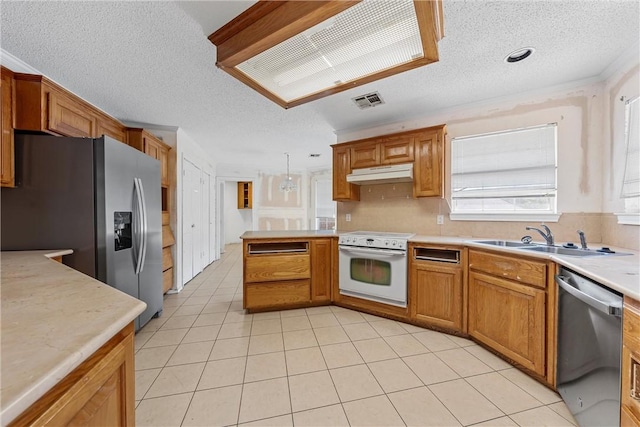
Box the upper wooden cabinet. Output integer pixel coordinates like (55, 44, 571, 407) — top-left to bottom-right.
(413, 129, 444, 197)
(12, 73, 127, 144)
(1, 67, 15, 187)
(351, 143, 379, 169)
(333, 145, 360, 202)
(332, 124, 445, 200)
(127, 128, 171, 187)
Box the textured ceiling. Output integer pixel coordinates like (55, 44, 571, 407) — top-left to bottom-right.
(1, 1, 639, 172)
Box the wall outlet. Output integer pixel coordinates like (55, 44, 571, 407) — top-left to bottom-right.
(436, 215, 444, 225)
(346, 213, 351, 222)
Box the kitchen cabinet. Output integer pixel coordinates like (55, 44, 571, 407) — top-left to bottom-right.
(333, 145, 360, 201)
(12, 73, 125, 141)
(332, 124, 445, 200)
(1, 66, 15, 187)
(310, 238, 332, 302)
(242, 238, 333, 311)
(127, 128, 171, 187)
(351, 143, 379, 168)
(96, 116, 127, 145)
(413, 128, 444, 197)
(409, 244, 465, 333)
(9, 323, 135, 427)
(468, 249, 548, 377)
(622, 296, 640, 427)
(237, 181, 253, 209)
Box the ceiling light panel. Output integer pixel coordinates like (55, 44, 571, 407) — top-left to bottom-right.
(210, 0, 444, 108)
(236, 1, 422, 103)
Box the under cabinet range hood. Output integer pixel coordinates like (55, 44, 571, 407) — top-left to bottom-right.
(346, 163, 414, 185)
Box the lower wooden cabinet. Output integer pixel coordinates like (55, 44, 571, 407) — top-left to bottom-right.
(310, 239, 332, 302)
(468, 269, 546, 376)
(409, 245, 465, 332)
(622, 296, 640, 427)
(10, 323, 135, 426)
(243, 238, 332, 311)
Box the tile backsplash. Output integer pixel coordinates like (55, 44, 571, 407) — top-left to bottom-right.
(337, 183, 639, 251)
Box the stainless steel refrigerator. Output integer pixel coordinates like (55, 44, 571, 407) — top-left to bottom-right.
(1, 134, 163, 331)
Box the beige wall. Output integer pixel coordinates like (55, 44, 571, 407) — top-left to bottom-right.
(336, 56, 640, 250)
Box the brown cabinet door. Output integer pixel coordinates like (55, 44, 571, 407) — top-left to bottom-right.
(1, 67, 15, 187)
(413, 129, 443, 197)
(380, 135, 415, 164)
(311, 239, 331, 302)
(468, 270, 545, 375)
(410, 262, 463, 331)
(12, 325, 135, 426)
(48, 91, 96, 137)
(622, 299, 640, 424)
(332, 145, 359, 201)
(96, 118, 127, 144)
(143, 135, 170, 186)
(350, 142, 379, 168)
(144, 135, 160, 160)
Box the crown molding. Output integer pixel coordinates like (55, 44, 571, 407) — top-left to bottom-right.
(0, 49, 41, 74)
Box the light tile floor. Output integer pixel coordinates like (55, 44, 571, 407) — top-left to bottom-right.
(135, 243, 577, 427)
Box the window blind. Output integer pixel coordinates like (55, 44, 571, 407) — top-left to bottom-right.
(621, 96, 639, 199)
(451, 124, 557, 213)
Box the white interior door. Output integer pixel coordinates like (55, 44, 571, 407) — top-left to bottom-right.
(203, 170, 212, 266)
(218, 181, 225, 254)
(182, 158, 201, 283)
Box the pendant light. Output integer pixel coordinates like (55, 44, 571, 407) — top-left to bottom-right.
(279, 152, 297, 193)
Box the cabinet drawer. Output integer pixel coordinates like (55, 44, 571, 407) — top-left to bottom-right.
(246, 280, 310, 309)
(469, 250, 546, 289)
(162, 247, 173, 271)
(245, 254, 310, 283)
(163, 268, 173, 294)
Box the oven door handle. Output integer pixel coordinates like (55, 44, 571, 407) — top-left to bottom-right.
(339, 246, 406, 257)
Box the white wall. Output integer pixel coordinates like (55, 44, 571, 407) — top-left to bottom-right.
(224, 181, 252, 244)
(338, 78, 607, 216)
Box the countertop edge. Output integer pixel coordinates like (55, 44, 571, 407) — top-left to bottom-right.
(1, 250, 147, 426)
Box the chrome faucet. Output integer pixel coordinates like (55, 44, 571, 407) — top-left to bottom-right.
(577, 230, 588, 249)
(525, 224, 554, 246)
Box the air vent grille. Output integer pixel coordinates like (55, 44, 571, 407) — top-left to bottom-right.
(352, 92, 385, 109)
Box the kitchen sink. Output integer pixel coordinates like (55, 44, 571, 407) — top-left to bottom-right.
(473, 240, 531, 247)
(520, 246, 631, 256)
(473, 240, 631, 257)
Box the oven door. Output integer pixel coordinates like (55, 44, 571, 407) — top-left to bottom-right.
(338, 245, 408, 307)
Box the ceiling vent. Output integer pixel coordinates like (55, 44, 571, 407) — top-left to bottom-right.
(352, 92, 385, 109)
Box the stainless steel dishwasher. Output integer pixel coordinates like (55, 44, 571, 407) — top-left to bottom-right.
(556, 267, 623, 427)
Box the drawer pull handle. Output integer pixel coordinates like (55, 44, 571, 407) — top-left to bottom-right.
(632, 358, 640, 400)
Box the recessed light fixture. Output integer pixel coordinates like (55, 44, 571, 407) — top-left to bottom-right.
(504, 47, 535, 63)
(209, 0, 444, 109)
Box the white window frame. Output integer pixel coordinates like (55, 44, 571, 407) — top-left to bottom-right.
(449, 124, 559, 222)
(616, 96, 640, 225)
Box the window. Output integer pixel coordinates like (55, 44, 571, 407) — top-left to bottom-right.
(619, 96, 640, 225)
(450, 124, 558, 221)
(314, 179, 336, 230)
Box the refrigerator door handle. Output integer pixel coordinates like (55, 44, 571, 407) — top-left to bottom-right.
(133, 178, 145, 275)
(138, 177, 148, 273)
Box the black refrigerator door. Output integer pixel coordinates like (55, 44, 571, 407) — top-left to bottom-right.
(0, 134, 97, 277)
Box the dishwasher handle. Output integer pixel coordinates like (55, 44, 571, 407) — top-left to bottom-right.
(555, 274, 622, 317)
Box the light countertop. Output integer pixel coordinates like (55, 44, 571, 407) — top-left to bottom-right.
(0, 250, 146, 425)
(241, 230, 337, 239)
(411, 235, 640, 300)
